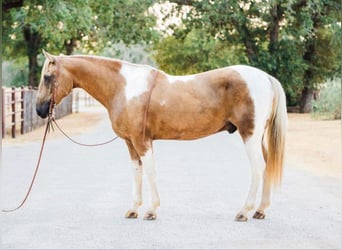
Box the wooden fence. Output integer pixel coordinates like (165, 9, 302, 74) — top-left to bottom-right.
(2, 87, 73, 138)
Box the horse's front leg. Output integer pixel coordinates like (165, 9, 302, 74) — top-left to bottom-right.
(125, 140, 143, 219)
(140, 146, 160, 220)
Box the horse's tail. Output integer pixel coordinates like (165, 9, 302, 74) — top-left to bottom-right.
(265, 76, 287, 188)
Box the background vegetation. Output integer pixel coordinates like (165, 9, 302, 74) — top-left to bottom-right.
(312, 79, 341, 119)
(2, 0, 341, 116)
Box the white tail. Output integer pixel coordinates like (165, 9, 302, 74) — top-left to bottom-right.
(265, 76, 288, 188)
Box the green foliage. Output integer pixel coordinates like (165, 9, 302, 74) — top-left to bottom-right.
(312, 79, 341, 120)
(102, 43, 155, 65)
(156, 0, 341, 108)
(2, 59, 28, 87)
(110, 0, 159, 45)
(153, 29, 247, 74)
(2, 0, 157, 56)
(3, 0, 95, 57)
(270, 39, 307, 106)
(2, 0, 158, 86)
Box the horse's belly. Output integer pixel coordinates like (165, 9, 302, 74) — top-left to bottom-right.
(152, 112, 225, 140)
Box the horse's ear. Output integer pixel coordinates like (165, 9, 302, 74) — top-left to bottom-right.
(42, 49, 56, 63)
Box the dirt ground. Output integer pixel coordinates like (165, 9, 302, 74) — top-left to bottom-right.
(286, 113, 341, 179)
(2, 107, 107, 145)
(3, 109, 341, 180)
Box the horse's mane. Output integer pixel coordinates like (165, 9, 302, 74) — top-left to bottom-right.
(64, 54, 154, 70)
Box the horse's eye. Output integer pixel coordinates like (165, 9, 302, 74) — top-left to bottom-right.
(44, 74, 54, 86)
(44, 74, 52, 82)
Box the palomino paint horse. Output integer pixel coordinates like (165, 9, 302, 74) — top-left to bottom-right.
(36, 51, 287, 221)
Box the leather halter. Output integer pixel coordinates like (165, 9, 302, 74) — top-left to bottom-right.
(48, 58, 60, 117)
(48, 58, 118, 146)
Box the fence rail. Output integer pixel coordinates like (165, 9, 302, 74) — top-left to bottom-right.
(1, 87, 73, 138)
(2, 87, 25, 138)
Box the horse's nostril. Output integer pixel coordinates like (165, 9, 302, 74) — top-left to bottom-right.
(36, 100, 51, 119)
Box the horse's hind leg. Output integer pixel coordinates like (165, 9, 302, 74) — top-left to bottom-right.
(125, 140, 143, 219)
(253, 143, 271, 219)
(235, 134, 265, 222)
(253, 174, 271, 219)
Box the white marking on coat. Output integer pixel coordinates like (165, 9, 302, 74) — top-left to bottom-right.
(141, 148, 160, 209)
(166, 74, 196, 84)
(120, 63, 153, 102)
(229, 65, 274, 133)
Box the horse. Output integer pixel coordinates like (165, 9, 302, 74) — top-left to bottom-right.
(36, 51, 287, 221)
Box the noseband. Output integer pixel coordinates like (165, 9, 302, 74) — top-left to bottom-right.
(48, 80, 59, 119)
(48, 59, 60, 119)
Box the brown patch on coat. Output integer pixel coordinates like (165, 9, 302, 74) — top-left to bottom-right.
(145, 68, 255, 142)
(110, 69, 157, 156)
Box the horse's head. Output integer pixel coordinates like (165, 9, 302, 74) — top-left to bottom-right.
(36, 50, 73, 118)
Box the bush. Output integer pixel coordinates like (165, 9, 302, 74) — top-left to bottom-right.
(2, 59, 28, 87)
(312, 79, 341, 120)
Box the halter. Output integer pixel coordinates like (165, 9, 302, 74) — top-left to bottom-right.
(48, 79, 58, 119)
(47, 61, 119, 146)
(48, 58, 60, 118)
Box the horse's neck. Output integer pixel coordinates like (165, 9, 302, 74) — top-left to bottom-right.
(65, 56, 124, 109)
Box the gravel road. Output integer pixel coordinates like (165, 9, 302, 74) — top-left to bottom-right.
(1, 108, 341, 249)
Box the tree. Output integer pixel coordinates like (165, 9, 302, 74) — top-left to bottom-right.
(2, 0, 158, 87)
(153, 28, 247, 74)
(156, 0, 341, 111)
(3, 0, 99, 86)
(290, 0, 341, 112)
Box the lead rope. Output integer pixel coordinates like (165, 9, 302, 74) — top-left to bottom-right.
(51, 117, 118, 146)
(2, 81, 118, 212)
(2, 116, 53, 212)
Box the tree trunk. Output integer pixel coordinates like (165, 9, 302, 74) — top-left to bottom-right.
(3, 0, 24, 11)
(269, 2, 285, 54)
(23, 24, 42, 87)
(230, 9, 258, 65)
(64, 38, 76, 55)
(28, 54, 39, 87)
(299, 87, 314, 113)
(268, 2, 284, 77)
(299, 11, 321, 113)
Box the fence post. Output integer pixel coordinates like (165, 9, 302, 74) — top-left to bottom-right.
(11, 87, 16, 138)
(2, 88, 5, 138)
(20, 86, 24, 135)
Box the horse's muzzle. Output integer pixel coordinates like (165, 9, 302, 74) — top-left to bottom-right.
(36, 100, 51, 119)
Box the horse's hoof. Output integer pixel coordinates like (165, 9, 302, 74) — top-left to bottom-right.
(235, 213, 248, 222)
(253, 211, 265, 220)
(125, 210, 138, 219)
(143, 212, 157, 220)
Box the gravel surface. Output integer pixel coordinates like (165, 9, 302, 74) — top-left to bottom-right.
(1, 108, 341, 249)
